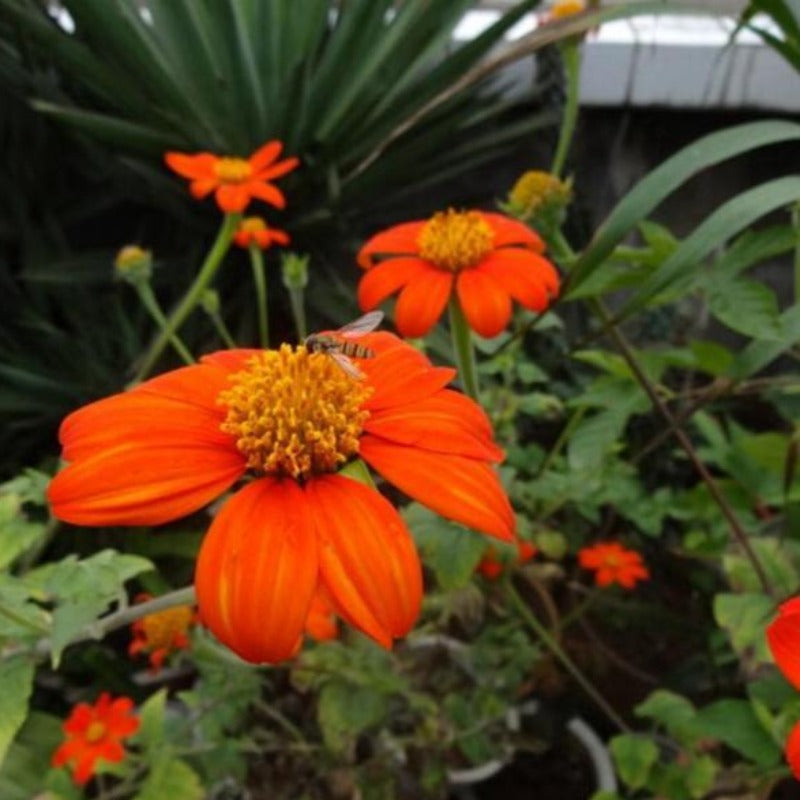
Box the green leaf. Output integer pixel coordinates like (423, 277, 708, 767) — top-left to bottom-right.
(610, 734, 658, 790)
(635, 689, 697, 742)
(686, 755, 719, 799)
(134, 756, 204, 800)
(728, 304, 800, 379)
(0, 713, 66, 800)
(0, 656, 35, 769)
(570, 120, 800, 288)
(713, 592, 774, 664)
(723, 538, 799, 596)
(707, 277, 782, 340)
(404, 504, 487, 590)
(318, 682, 386, 753)
(694, 699, 782, 767)
(688, 340, 733, 376)
(135, 689, 167, 755)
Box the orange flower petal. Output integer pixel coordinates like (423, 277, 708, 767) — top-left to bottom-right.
(768, 598, 800, 691)
(357, 221, 426, 268)
(164, 152, 217, 180)
(255, 156, 300, 181)
(360, 437, 515, 542)
(787, 720, 800, 779)
(357, 257, 429, 310)
(271, 229, 290, 246)
(48, 441, 245, 527)
(190, 177, 218, 199)
(481, 212, 546, 252)
(74, 753, 98, 785)
(365, 390, 503, 461)
(215, 184, 251, 213)
(247, 181, 287, 209)
(394, 267, 453, 338)
(456, 268, 512, 338)
(248, 140, 283, 170)
(308, 474, 422, 644)
(478, 250, 559, 312)
(195, 478, 318, 664)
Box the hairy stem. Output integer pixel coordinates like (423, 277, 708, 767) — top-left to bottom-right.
(449, 298, 480, 401)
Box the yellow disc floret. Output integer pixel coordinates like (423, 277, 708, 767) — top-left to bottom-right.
(214, 157, 253, 183)
(239, 216, 268, 234)
(218, 345, 372, 479)
(140, 605, 194, 652)
(418, 209, 494, 272)
(85, 722, 106, 744)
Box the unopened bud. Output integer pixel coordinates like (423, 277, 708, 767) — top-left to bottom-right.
(200, 289, 220, 315)
(281, 252, 310, 291)
(114, 245, 152, 284)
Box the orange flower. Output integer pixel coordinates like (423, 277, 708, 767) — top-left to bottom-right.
(477, 539, 537, 580)
(233, 216, 290, 250)
(51, 693, 139, 786)
(547, 0, 586, 20)
(578, 542, 649, 589)
(128, 593, 196, 671)
(165, 141, 299, 213)
(767, 597, 800, 777)
(357, 209, 559, 338)
(48, 333, 513, 664)
(305, 588, 339, 642)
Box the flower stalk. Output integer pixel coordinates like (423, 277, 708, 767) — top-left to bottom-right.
(134, 282, 195, 365)
(133, 213, 240, 383)
(249, 243, 270, 347)
(448, 298, 480, 401)
(551, 42, 581, 178)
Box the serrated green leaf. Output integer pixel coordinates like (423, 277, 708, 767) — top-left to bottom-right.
(694, 699, 782, 767)
(686, 755, 718, 799)
(134, 756, 203, 800)
(713, 592, 774, 664)
(610, 734, 658, 790)
(135, 689, 166, 754)
(318, 682, 386, 753)
(635, 690, 697, 742)
(0, 657, 35, 769)
(708, 276, 782, 340)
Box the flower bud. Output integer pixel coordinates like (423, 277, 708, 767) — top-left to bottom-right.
(281, 252, 309, 291)
(114, 245, 152, 284)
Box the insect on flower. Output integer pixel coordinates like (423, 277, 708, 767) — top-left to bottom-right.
(304, 310, 384, 379)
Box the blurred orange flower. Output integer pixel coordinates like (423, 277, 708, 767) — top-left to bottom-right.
(48, 333, 513, 664)
(357, 209, 559, 338)
(767, 597, 800, 777)
(165, 141, 299, 213)
(547, 0, 586, 20)
(51, 693, 139, 786)
(477, 540, 537, 580)
(234, 216, 290, 250)
(578, 542, 649, 589)
(128, 593, 195, 671)
(305, 588, 339, 642)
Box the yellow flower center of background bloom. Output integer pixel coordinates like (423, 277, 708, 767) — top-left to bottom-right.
(240, 216, 267, 233)
(218, 345, 372, 480)
(140, 605, 194, 652)
(85, 721, 106, 744)
(418, 210, 494, 272)
(550, 0, 586, 19)
(508, 171, 571, 214)
(215, 157, 253, 183)
(603, 554, 620, 568)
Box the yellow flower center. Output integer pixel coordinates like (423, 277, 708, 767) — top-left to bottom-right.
(215, 157, 253, 183)
(550, 0, 586, 19)
(240, 216, 268, 234)
(140, 605, 194, 652)
(509, 171, 570, 213)
(604, 554, 620, 568)
(218, 345, 372, 480)
(85, 721, 106, 744)
(417, 210, 494, 272)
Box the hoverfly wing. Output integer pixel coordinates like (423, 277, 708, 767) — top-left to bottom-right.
(330, 351, 366, 380)
(337, 310, 384, 339)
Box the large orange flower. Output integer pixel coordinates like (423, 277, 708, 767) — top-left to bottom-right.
(48, 333, 513, 664)
(767, 597, 800, 777)
(578, 542, 649, 589)
(165, 141, 299, 214)
(51, 693, 140, 786)
(357, 210, 559, 338)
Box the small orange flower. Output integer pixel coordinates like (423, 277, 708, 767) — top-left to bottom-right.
(357, 209, 559, 338)
(128, 593, 196, 671)
(48, 333, 513, 664)
(578, 542, 649, 589)
(547, 0, 586, 20)
(767, 597, 800, 777)
(51, 693, 140, 786)
(477, 539, 537, 580)
(234, 216, 290, 250)
(165, 141, 299, 213)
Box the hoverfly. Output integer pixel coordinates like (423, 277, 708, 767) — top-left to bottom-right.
(304, 310, 384, 380)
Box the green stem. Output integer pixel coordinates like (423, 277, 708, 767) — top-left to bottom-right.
(288, 287, 307, 340)
(249, 244, 269, 347)
(551, 42, 581, 178)
(448, 298, 480, 401)
(536, 405, 587, 477)
(505, 578, 629, 732)
(133, 214, 239, 383)
(134, 282, 195, 365)
(793, 203, 800, 305)
(208, 308, 237, 348)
